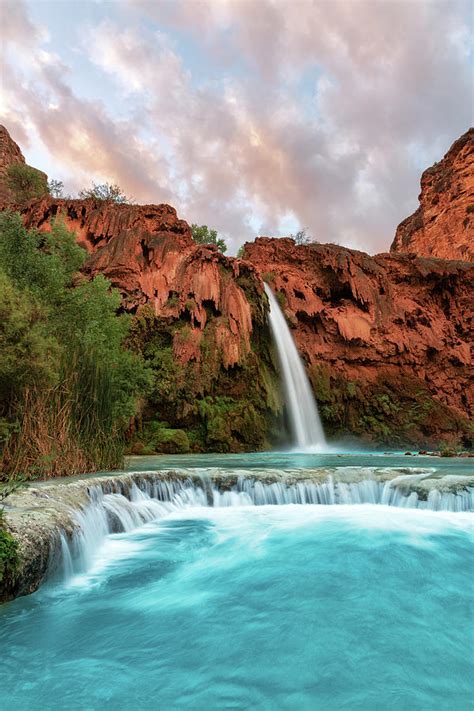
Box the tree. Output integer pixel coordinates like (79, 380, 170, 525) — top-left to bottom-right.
(191, 224, 227, 254)
(48, 179, 65, 198)
(237, 246, 245, 258)
(0, 211, 151, 477)
(78, 182, 130, 204)
(290, 229, 312, 245)
(6, 164, 49, 204)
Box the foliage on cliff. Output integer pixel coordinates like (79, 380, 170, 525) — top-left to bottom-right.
(0, 511, 18, 592)
(126, 276, 282, 454)
(309, 366, 472, 448)
(6, 164, 49, 204)
(191, 224, 227, 253)
(0, 211, 151, 479)
(78, 182, 131, 204)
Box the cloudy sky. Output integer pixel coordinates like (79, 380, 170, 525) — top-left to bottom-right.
(1, 0, 472, 254)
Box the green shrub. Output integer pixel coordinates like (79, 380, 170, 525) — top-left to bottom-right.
(6, 164, 49, 204)
(0, 211, 152, 478)
(138, 421, 190, 454)
(78, 183, 130, 203)
(191, 224, 227, 254)
(0, 510, 18, 587)
(275, 291, 286, 308)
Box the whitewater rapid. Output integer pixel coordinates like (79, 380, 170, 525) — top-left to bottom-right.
(55, 473, 474, 581)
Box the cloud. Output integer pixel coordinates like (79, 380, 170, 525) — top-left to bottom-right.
(1, 0, 471, 253)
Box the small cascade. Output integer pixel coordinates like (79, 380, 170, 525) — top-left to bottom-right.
(56, 473, 474, 580)
(264, 283, 326, 450)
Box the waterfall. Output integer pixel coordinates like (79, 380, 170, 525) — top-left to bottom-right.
(264, 283, 326, 450)
(55, 473, 474, 580)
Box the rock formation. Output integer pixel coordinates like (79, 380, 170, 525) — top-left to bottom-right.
(243, 238, 473, 446)
(22, 197, 258, 370)
(0, 124, 472, 448)
(391, 128, 474, 261)
(19, 196, 276, 452)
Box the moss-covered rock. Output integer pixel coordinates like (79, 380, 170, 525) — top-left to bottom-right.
(309, 365, 472, 448)
(126, 280, 282, 454)
(0, 516, 18, 598)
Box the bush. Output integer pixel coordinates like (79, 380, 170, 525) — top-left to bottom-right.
(48, 179, 65, 198)
(78, 183, 130, 204)
(289, 229, 318, 245)
(191, 224, 227, 254)
(6, 164, 48, 204)
(0, 520, 18, 586)
(0, 211, 152, 478)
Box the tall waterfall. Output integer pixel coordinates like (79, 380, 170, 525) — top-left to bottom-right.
(264, 283, 326, 450)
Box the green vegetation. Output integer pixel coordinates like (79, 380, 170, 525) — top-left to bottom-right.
(275, 291, 286, 308)
(6, 164, 49, 204)
(0, 513, 18, 589)
(78, 182, 130, 204)
(309, 365, 472, 448)
(127, 277, 281, 454)
(131, 421, 191, 455)
(289, 229, 318, 245)
(0, 481, 22, 592)
(191, 224, 227, 254)
(0, 211, 151, 479)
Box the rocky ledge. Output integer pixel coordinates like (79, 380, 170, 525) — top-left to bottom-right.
(2, 468, 473, 603)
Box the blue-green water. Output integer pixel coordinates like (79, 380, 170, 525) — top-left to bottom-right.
(125, 450, 474, 476)
(1, 504, 473, 710)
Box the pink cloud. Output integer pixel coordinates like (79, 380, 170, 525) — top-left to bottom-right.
(1, 0, 471, 254)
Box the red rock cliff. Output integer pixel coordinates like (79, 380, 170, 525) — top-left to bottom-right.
(21, 197, 258, 370)
(244, 237, 473, 445)
(391, 128, 474, 261)
(2, 124, 473, 447)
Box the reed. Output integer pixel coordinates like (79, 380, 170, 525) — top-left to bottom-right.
(1, 347, 124, 479)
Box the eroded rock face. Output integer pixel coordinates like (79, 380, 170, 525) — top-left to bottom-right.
(19, 196, 277, 452)
(244, 237, 473, 446)
(391, 129, 474, 261)
(2, 124, 473, 448)
(0, 124, 27, 205)
(22, 197, 257, 369)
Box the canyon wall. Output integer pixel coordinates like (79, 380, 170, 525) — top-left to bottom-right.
(19, 196, 280, 453)
(0, 125, 48, 206)
(243, 238, 473, 447)
(1, 125, 472, 448)
(391, 128, 473, 261)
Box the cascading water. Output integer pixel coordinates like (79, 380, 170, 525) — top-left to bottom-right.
(5, 477, 473, 711)
(56, 473, 474, 580)
(264, 283, 326, 450)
